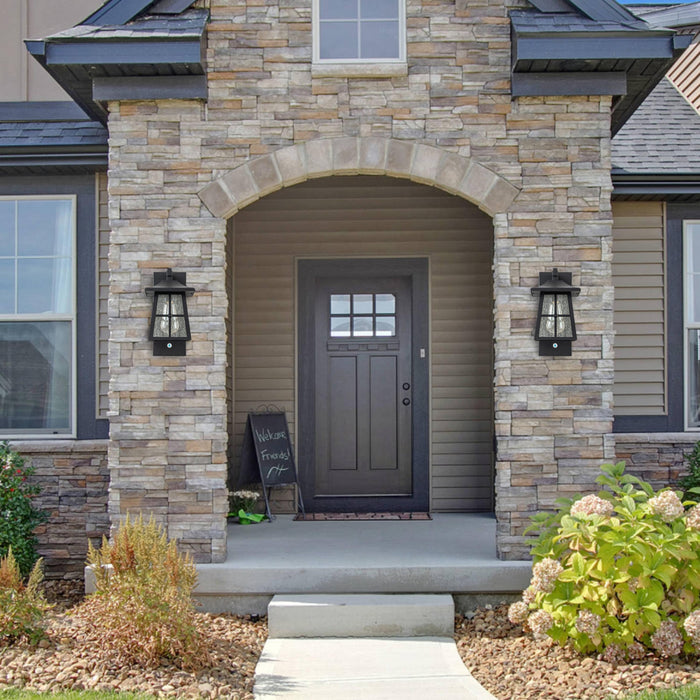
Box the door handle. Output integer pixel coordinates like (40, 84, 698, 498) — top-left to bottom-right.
(402, 398, 411, 406)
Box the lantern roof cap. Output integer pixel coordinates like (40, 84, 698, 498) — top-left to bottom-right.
(145, 268, 195, 296)
(530, 268, 581, 296)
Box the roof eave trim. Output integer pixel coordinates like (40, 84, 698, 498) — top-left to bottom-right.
(612, 173, 700, 194)
(43, 39, 204, 67)
(513, 32, 679, 66)
(513, 71, 627, 96)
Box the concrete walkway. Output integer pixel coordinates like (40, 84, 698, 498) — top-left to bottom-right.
(253, 637, 497, 699)
(253, 594, 497, 699)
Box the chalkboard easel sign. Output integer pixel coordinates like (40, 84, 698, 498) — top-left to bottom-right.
(238, 411, 305, 520)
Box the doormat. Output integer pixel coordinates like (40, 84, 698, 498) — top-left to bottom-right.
(294, 512, 431, 521)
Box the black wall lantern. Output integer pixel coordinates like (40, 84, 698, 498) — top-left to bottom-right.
(145, 269, 195, 356)
(530, 268, 580, 357)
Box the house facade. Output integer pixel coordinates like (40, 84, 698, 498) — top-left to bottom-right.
(0, 0, 693, 574)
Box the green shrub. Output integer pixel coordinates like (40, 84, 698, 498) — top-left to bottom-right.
(0, 442, 47, 578)
(0, 547, 51, 645)
(679, 441, 700, 503)
(508, 462, 700, 663)
(77, 514, 209, 669)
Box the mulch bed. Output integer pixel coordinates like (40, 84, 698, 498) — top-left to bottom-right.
(0, 580, 267, 699)
(4, 584, 700, 699)
(456, 604, 700, 700)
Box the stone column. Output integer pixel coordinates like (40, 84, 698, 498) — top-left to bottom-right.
(494, 95, 616, 559)
(107, 100, 229, 563)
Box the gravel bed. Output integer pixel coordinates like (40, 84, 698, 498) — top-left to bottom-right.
(0, 581, 267, 699)
(456, 605, 700, 700)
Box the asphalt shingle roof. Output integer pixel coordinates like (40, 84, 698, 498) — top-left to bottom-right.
(0, 120, 108, 149)
(47, 8, 207, 42)
(612, 77, 700, 174)
(510, 8, 650, 33)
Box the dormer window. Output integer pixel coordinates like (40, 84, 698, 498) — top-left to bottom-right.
(314, 0, 406, 63)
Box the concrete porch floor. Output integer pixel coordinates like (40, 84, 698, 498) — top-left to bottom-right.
(195, 513, 533, 615)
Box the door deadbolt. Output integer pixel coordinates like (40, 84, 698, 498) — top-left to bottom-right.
(402, 383, 410, 391)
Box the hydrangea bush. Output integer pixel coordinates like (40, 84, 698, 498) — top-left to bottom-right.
(509, 461, 700, 662)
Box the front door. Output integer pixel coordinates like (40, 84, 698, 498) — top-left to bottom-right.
(298, 258, 429, 512)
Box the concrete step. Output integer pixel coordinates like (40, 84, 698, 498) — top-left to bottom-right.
(267, 593, 454, 638)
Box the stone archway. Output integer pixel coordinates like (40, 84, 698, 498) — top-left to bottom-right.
(198, 137, 520, 219)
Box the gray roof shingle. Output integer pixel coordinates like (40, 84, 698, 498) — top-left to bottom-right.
(0, 120, 108, 149)
(47, 8, 207, 42)
(510, 8, 650, 33)
(612, 77, 700, 174)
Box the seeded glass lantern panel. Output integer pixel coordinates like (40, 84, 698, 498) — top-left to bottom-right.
(145, 269, 195, 356)
(531, 269, 580, 357)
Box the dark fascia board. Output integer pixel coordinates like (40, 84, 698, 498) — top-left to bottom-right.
(0, 101, 91, 121)
(25, 33, 206, 125)
(513, 32, 679, 67)
(25, 43, 109, 124)
(82, 0, 157, 26)
(610, 44, 688, 134)
(612, 173, 700, 194)
(0, 151, 108, 170)
(44, 39, 203, 67)
(512, 71, 627, 96)
(92, 74, 207, 100)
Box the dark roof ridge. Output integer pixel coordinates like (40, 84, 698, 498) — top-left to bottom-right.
(563, 0, 650, 26)
(82, 0, 197, 26)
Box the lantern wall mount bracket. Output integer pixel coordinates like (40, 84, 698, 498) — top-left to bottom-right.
(530, 268, 581, 357)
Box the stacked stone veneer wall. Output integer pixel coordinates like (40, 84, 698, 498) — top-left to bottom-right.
(12, 441, 109, 579)
(107, 0, 615, 561)
(615, 434, 698, 492)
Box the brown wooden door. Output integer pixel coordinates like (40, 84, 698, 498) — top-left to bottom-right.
(298, 258, 429, 512)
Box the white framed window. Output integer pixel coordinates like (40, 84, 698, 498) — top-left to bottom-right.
(0, 196, 76, 437)
(313, 0, 406, 64)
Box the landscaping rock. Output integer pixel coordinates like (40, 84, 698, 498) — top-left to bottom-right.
(456, 605, 700, 699)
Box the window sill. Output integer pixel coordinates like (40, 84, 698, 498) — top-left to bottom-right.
(312, 62, 408, 79)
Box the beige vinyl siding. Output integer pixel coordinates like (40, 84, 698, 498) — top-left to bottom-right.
(0, 0, 101, 102)
(232, 176, 494, 512)
(612, 201, 666, 416)
(668, 39, 700, 114)
(96, 172, 109, 418)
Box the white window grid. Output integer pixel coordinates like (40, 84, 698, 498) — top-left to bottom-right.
(0, 195, 77, 438)
(313, 0, 407, 64)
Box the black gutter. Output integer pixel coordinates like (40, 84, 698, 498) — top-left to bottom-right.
(612, 173, 700, 195)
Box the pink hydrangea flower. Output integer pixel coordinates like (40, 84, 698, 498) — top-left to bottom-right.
(570, 494, 614, 518)
(648, 491, 684, 523)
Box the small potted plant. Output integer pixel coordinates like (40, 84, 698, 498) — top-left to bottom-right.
(229, 489, 266, 524)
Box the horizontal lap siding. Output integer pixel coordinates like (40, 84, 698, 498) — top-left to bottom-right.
(232, 176, 494, 512)
(612, 201, 666, 415)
